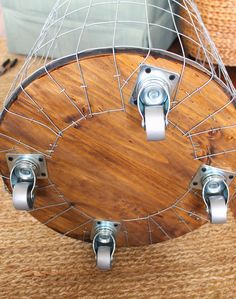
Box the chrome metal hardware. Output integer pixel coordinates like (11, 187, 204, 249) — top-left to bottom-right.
(6, 154, 48, 211)
(190, 165, 235, 224)
(91, 220, 120, 270)
(130, 65, 179, 141)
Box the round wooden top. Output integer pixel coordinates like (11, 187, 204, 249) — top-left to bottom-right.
(0, 49, 235, 247)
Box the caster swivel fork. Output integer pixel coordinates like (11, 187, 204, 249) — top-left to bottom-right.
(91, 220, 120, 270)
(6, 154, 48, 211)
(130, 65, 179, 141)
(190, 164, 235, 224)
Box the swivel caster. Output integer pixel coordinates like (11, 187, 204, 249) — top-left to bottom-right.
(144, 105, 165, 141)
(6, 154, 48, 211)
(191, 165, 235, 224)
(208, 196, 227, 224)
(130, 65, 179, 141)
(13, 182, 34, 210)
(96, 244, 113, 270)
(91, 220, 120, 271)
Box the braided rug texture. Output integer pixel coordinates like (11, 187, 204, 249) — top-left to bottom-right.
(0, 39, 236, 299)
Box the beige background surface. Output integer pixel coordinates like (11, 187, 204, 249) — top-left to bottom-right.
(0, 39, 236, 298)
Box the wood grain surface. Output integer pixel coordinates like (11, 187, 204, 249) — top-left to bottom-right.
(0, 50, 235, 247)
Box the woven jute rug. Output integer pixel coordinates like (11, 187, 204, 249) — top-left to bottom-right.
(0, 39, 236, 299)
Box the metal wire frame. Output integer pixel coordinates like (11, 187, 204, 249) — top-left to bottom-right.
(3, 0, 235, 100)
(1, 0, 236, 246)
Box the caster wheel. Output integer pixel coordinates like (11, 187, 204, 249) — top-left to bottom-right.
(96, 246, 112, 271)
(208, 195, 227, 224)
(12, 182, 34, 211)
(144, 106, 165, 141)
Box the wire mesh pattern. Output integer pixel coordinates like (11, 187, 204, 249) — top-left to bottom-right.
(1, 0, 236, 246)
(4, 0, 235, 100)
